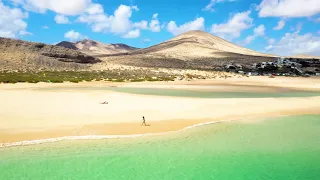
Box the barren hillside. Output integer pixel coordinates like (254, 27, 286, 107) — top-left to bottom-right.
(0, 37, 101, 72)
(293, 54, 320, 59)
(131, 30, 273, 57)
(57, 39, 138, 56)
(99, 30, 277, 69)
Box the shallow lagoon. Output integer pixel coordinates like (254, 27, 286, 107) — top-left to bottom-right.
(36, 86, 320, 98)
(1, 114, 320, 180)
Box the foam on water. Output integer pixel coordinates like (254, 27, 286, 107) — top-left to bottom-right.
(1, 115, 291, 148)
(0, 120, 240, 148)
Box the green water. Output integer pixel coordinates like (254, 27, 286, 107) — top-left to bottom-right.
(106, 87, 320, 98)
(36, 86, 320, 98)
(1, 115, 320, 180)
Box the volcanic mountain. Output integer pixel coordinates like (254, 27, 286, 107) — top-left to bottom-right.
(0, 31, 283, 72)
(131, 30, 272, 57)
(102, 30, 277, 69)
(56, 39, 138, 56)
(0, 37, 101, 72)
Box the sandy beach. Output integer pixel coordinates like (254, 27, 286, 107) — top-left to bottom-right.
(1, 76, 320, 145)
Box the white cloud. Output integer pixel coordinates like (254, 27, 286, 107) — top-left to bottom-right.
(77, 4, 138, 35)
(110, 5, 136, 34)
(77, 5, 161, 38)
(203, 0, 237, 12)
(131, 6, 139, 11)
(0, 0, 28, 38)
(134, 13, 161, 32)
(77, 4, 159, 38)
(149, 13, 161, 32)
(273, 19, 285, 30)
(77, 13, 107, 26)
(64, 30, 85, 41)
(150, 19, 160, 32)
(152, 13, 158, 19)
(210, 11, 253, 39)
(244, 35, 256, 45)
(42, 25, 49, 29)
(258, 0, 320, 18)
(133, 20, 148, 30)
(268, 38, 276, 44)
(265, 45, 273, 50)
(85, 3, 103, 15)
(243, 25, 265, 45)
(54, 15, 70, 24)
(19, 30, 32, 35)
(167, 17, 205, 36)
(122, 29, 140, 38)
(11, 0, 92, 15)
(265, 32, 320, 56)
(254, 24, 265, 36)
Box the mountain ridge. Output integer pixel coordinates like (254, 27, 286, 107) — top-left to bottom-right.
(56, 39, 138, 56)
(99, 30, 278, 70)
(128, 30, 274, 58)
(1, 30, 319, 72)
(0, 37, 100, 71)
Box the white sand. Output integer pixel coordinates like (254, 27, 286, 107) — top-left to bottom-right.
(0, 76, 320, 143)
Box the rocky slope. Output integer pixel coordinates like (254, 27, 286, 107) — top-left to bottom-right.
(0, 37, 101, 71)
(56, 39, 138, 56)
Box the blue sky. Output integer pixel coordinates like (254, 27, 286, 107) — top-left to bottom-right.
(1, 0, 320, 56)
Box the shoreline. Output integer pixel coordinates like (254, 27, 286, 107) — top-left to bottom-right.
(0, 113, 317, 148)
(1, 110, 319, 148)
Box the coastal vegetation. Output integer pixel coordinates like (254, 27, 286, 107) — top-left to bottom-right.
(0, 70, 176, 84)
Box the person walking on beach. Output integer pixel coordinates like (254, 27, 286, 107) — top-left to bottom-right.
(141, 116, 147, 126)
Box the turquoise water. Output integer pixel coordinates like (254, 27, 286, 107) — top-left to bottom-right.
(106, 87, 320, 98)
(36, 86, 320, 98)
(1, 114, 320, 180)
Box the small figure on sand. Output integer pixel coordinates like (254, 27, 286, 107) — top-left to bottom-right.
(100, 101, 108, 104)
(141, 116, 147, 126)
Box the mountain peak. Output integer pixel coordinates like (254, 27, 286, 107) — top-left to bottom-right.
(178, 30, 211, 36)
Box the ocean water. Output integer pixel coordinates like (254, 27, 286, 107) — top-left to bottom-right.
(1, 114, 320, 180)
